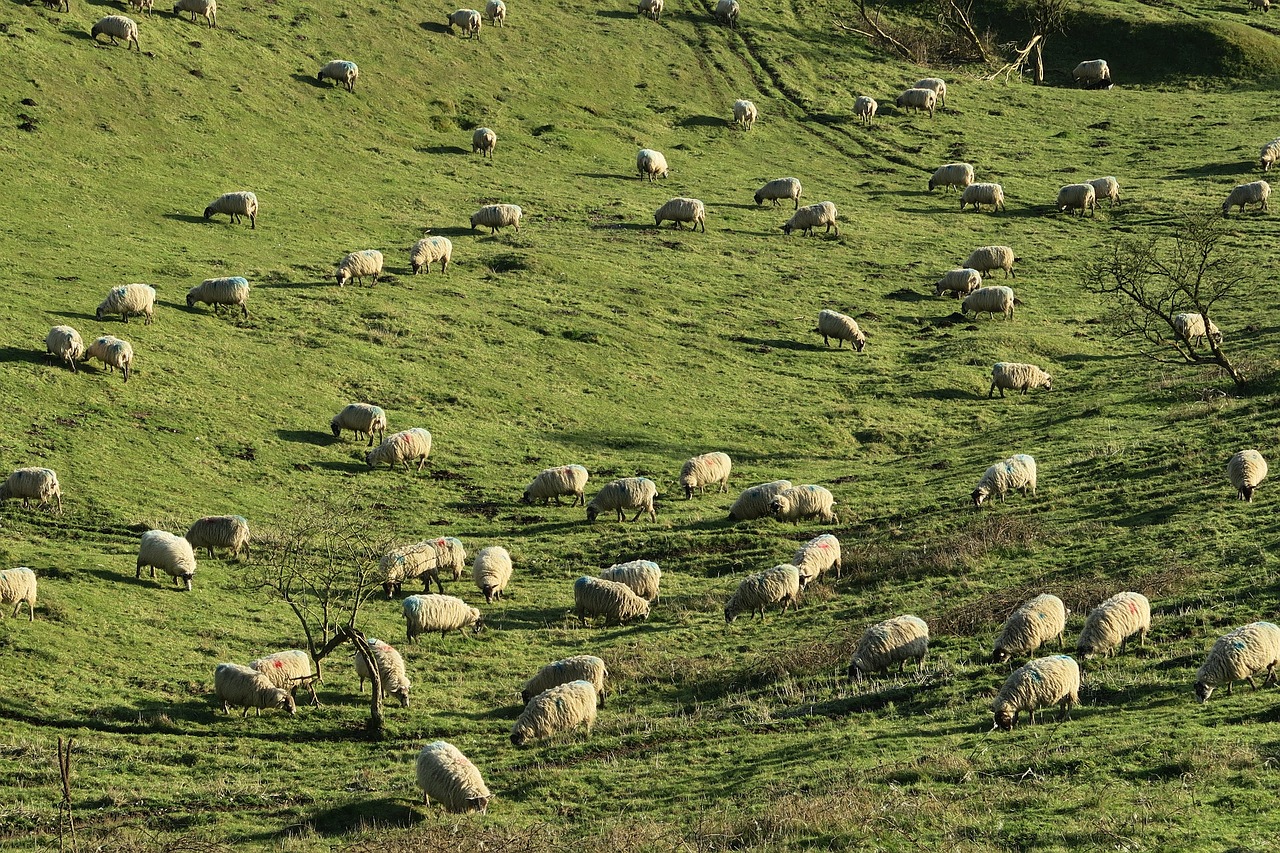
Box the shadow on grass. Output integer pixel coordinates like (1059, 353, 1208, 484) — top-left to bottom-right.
(733, 336, 824, 352)
(1170, 160, 1255, 179)
(884, 288, 931, 303)
(419, 21, 453, 34)
(162, 213, 207, 225)
(576, 172, 632, 181)
(595, 9, 634, 17)
(677, 115, 728, 129)
(292, 72, 328, 89)
(0, 346, 47, 366)
(417, 145, 470, 155)
(284, 798, 414, 837)
(314, 460, 369, 473)
(419, 225, 476, 237)
(807, 112, 853, 126)
(278, 429, 334, 446)
(914, 388, 978, 401)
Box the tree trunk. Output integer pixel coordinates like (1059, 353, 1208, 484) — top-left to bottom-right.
(1032, 41, 1044, 84)
(341, 627, 385, 738)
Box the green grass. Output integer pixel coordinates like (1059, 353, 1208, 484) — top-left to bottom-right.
(4, 0, 1280, 848)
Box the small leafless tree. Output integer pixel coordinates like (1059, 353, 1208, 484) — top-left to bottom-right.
(837, 0, 993, 65)
(987, 0, 1070, 83)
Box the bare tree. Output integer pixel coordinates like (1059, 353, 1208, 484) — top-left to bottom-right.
(986, 0, 1070, 84)
(836, 0, 992, 65)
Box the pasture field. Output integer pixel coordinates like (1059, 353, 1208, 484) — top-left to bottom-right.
(3, 0, 1280, 848)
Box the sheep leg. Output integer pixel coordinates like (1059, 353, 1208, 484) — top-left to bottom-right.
(630, 507, 646, 522)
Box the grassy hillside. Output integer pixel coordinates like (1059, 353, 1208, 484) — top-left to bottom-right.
(4, 0, 1280, 849)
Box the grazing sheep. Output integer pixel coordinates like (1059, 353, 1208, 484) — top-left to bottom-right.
(989, 362, 1051, 398)
(365, 428, 433, 472)
(1223, 180, 1271, 216)
(522, 465, 589, 506)
(960, 182, 1005, 213)
(853, 95, 877, 125)
(91, 15, 140, 50)
(470, 203, 522, 233)
(848, 615, 930, 681)
(728, 480, 792, 521)
(186, 276, 249, 318)
(972, 454, 1037, 507)
(45, 326, 84, 373)
(330, 403, 387, 447)
(44, 0, 69, 11)
(637, 149, 669, 182)
(914, 77, 947, 107)
(755, 177, 802, 209)
(447, 8, 482, 37)
(484, 0, 505, 25)
(471, 127, 496, 158)
(1172, 312, 1223, 347)
(1087, 176, 1122, 206)
(963, 245, 1018, 278)
(335, 249, 383, 287)
(511, 680, 598, 746)
(733, 99, 757, 130)
(895, 87, 936, 117)
(679, 452, 732, 499)
(991, 655, 1080, 730)
(716, 0, 741, 27)
(381, 537, 467, 597)
(1072, 59, 1111, 87)
(638, 0, 663, 19)
(85, 335, 134, 382)
(1195, 622, 1280, 702)
(792, 533, 841, 587)
(203, 191, 258, 228)
(961, 285, 1015, 320)
(317, 60, 359, 91)
(1056, 183, 1097, 216)
(928, 163, 974, 192)
(587, 477, 658, 522)
(130, 0, 153, 16)
(934, 268, 981, 298)
(1076, 591, 1151, 659)
(172, 0, 215, 27)
(0, 468, 62, 513)
(1250, 0, 1272, 11)
(992, 594, 1067, 662)
(185, 515, 250, 559)
(1260, 138, 1280, 171)
(521, 655, 608, 704)
(410, 236, 453, 275)
(598, 560, 661, 602)
(573, 576, 651, 626)
(0, 567, 37, 621)
(403, 594, 483, 642)
(654, 197, 706, 232)
(416, 742, 491, 813)
(770, 484, 838, 524)
(472, 546, 512, 604)
(353, 637, 411, 706)
(96, 283, 156, 325)
(816, 309, 865, 351)
(137, 530, 197, 591)
(249, 649, 318, 706)
(783, 201, 839, 236)
(214, 663, 296, 717)
(1227, 449, 1268, 502)
(724, 564, 801, 622)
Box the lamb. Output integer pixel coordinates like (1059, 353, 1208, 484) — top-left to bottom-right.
(847, 615, 930, 681)
(0, 468, 62, 513)
(472, 546, 512, 604)
(724, 564, 801, 622)
(352, 638, 411, 706)
(1227, 449, 1268, 502)
(447, 9, 482, 38)
(1194, 622, 1280, 702)
(914, 77, 947, 107)
(928, 163, 974, 192)
(727, 480, 792, 521)
(249, 649, 319, 706)
(511, 680, 598, 746)
(96, 283, 156, 324)
(203, 191, 258, 228)
(1056, 183, 1097, 216)
(961, 285, 1015, 320)
(136, 530, 197, 591)
(415, 741, 491, 813)
(769, 484, 838, 524)
(172, 0, 215, 27)
(782, 201, 839, 236)
(381, 537, 467, 597)
(598, 559, 661, 602)
(403, 594, 483, 641)
(410, 236, 452, 275)
(717, 0, 741, 28)
(960, 182, 1005, 213)
(638, 0, 663, 19)
(991, 655, 1080, 730)
(365, 428, 432, 472)
(1222, 180, 1270, 216)
(587, 477, 658, 522)
(484, 0, 505, 25)
(214, 663, 297, 717)
(992, 594, 1067, 662)
(754, 177, 802, 209)
(45, 326, 84, 373)
(1087, 176, 1122, 206)
(185, 515, 250, 559)
(816, 309, 865, 351)
(186, 276, 249, 318)
(521, 655, 608, 704)
(335, 250, 384, 287)
(91, 15, 140, 50)
(679, 452, 732, 498)
(853, 95, 877, 125)
(472, 127, 496, 158)
(330, 403, 387, 446)
(733, 99, 757, 129)
(963, 246, 1018, 278)
(934, 268, 981, 298)
(1072, 59, 1111, 87)
(85, 336, 134, 382)
(317, 60, 359, 91)
(573, 576, 651, 625)
(1076, 591, 1151, 659)
(470, 203, 522, 233)
(1172, 312, 1222, 347)
(0, 567, 37, 621)
(522, 465, 589, 506)
(792, 533, 841, 587)
(988, 362, 1051, 398)
(637, 149, 669, 182)
(971, 454, 1037, 507)
(654, 197, 706, 232)
(894, 87, 936, 118)
(1260, 138, 1280, 171)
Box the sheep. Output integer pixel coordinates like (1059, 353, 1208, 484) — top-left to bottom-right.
(511, 680, 598, 746)
(770, 484, 838, 524)
(847, 615, 929, 681)
(638, 0, 663, 19)
(728, 480, 792, 521)
(335, 249, 384, 287)
(934, 268, 981, 298)
(988, 362, 1051, 398)
(928, 163, 974, 192)
(992, 594, 1067, 662)
(654, 197, 706, 232)
(186, 276, 249, 318)
(816, 309, 865, 351)
(470, 203, 522, 233)
(381, 537, 467, 597)
(1227, 449, 1268, 502)
(733, 99, 757, 130)
(45, 326, 84, 373)
(203, 191, 258, 228)
(214, 663, 297, 717)
(1250, 0, 1272, 11)
(1172, 312, 1223, 347)
(637, 149, 669, 182)
(573, 576, 651, 626)
(587, 477, 658, 522)
(1056, 183, 1097, 217)
(136, 530, 197, 591)
(1072, 59, 1111, 87)
(717, 0, 741, 28)
(96, 283, 156, 325)
(853, 95, 877, 125)
(416, 741, 491, 813)
(353, 637, 411, 706)
(1087, 176, 1122, 206)
(972, 454, 1037, 507)
(484, 0, 505, 25)
(91, 15, 140, 50)
(522, 465, 589, 506)
(172, 0, 215, 27)
(317, 59, 359, 91)
(598, 560, 661, 602)
(85, 335, 134, 382)
(679, 452, 732, 499)
(365, 428, 433, 472)
(914, 77, 947, 107)
(43, 0, 69, 11)
(403, 594, 483, 641)
(991, 655, 1080, 730)
(754, 177, 802, 209)
(963, 246, 1018, 279)
(792, 533, 841, 587)
(1260, 138, 1280, 171)
(472, 546, 512, 604)
(1223, 180, 1271, 216)
(185, 515, 250, 559)
(330, 403, 387, 447)
(521, 655, 608, 705)
(447, 8, 482, 37)
(960, 182, 1005, 213)
(130, 0, 153, 16)
(0, 567, 37, 621)
(895, 87, 936, 118)
(1194, 622, 1280, 702)
(1076, 591, 1151, 659)
(961, 285, 1015, 321)
(249, 649, 319, 706)
(471, 127, 496, 158)
(410, 236, 453, 275)
(0, 468, 62, 513)
(724, 564, 801, 622)
(783, 201, 839, 236)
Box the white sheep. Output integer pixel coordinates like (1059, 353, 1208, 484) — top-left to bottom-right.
(470, 203, 522, 233)
(415, 741, 490, 813)
(214, 663, 297, 717)
(587, 477, 658, 522)
(45, 326, 84, 373)
(637, 149, 669, 182)
(961, 285, 1015, 320)
(447, 9, 482, 38)
(91, 15, 140, 50)
(783, 201, 839, 236)
(130, 0, 153, 16)
(1260, 138, 1280, 171)
(853, 95, 877, 125)
(848, 615, 929, 681)
(928, 163, 974, 192)
(728, 480, 792, 521)
(472, 127, 496, 158)
(770, 484, 838, 524)
(381, 537, 467, 597)
(754, 177, 802, 209)
(472, 546, 512, 604)
(654, 197, 706, 232)
(963, 246, 1018, 278)
(521, 655, 608, 704)
(894, 87, 936, 118)
(187, 276, 249, 317)
(1194, 622, 1280, 702)
(724, 564, 800, 622)
(0, 567, 37, 621)
(335, 249, 384, 287)
(991, 655, 1080, 730)
(85, 335, 134, 382)
(1250, 0, 1272, 11)
(353, 637, 411, 706)
(1056, 183, 1097, 217)
(172, 0, 215, 27)
(365, 428, 432, 472)
(249, 649, 318, 706)
(410, 236, 453, 275)
(1172, 312, 1222, 347)
(717, 0, 741, 27)
(992, 594, 1067, 662)
(1087, 176, 1122, 206)
(960, 182, 1005, 213)
(816, 309, 865, 351)
(136, 530, 197, 591)
(573, 576, 650, 625)
(638, 0, 663, 19)
(1223, 180, 1270, 216)
(484, 0, 505, 25)
(203, 191, 258, 228)
(988, 362, 1051, 398)
(403, 594, 483, 641)
(914, 77, 947, 107)
(43, 0, 69, 11)
(679, 452, 732, 498)
(972, 454, 1037, 507)
(317, 59, 359, 91)
(1227, 449, 1268, 502)
(934, 268, 981, 298)
(792, 533, 841, 587)
(0, 468, 62, 513)
(1072, 59, 1111, 87)
(522, 465, 589, 506)
(330, 403, 387, 447)
(185, 515, 250, 559)
(1076, 591, 1150, 659)
(511, 680, 598, 746)
(96, 283, 156, 325)
(598, 559, 661, 602)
